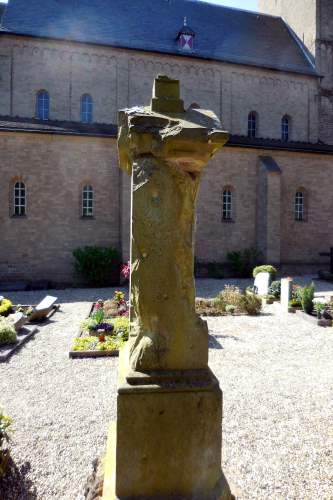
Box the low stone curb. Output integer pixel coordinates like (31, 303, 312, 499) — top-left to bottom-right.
(69, 349, 119, 359)
(0, 325, 38, 362)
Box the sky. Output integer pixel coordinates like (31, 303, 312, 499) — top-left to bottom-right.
(201, 0, 258, 10)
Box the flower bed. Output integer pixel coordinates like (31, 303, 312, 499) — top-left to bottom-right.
(0, 315, 38, 362)
(69, 291, 129, 359)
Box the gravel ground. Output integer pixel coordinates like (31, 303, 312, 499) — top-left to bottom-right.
(0, 278, 333, 499)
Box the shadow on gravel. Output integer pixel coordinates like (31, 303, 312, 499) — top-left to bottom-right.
(0, 458, 37, 500)
(208, 335, 223, 349)
(214, 334, 243, 342)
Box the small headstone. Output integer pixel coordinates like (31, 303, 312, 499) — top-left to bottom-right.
(254, 272, 271, 296)
(28, 295, 58, 321)
(281, 278, 293, 312)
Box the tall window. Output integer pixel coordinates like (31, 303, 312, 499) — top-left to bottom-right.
(14, 181, 26, 216)
(248, 112, 257, 138)
(295, 190, 305, 221)
(81, 94, 93, 123)
(222, 187, 233, 221)
(82, 185, 94, 217)
(36, 90, 49, 120)
(282, 115, 290, 142)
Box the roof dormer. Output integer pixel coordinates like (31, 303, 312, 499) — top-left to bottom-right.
(177, 17, 195, 52)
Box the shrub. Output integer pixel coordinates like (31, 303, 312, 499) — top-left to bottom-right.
(239, 294, 262, 315)
(0, 409, 12, 477)
(268, 281, 281, 299)
(227, 248, 262, 278)
(0, 318, 17, 346)
(217, 285, 242, 310)
(225, 304, 236, 314)
(0, 299, 12, 317)
(253, 265, 277, 279)
(289, 298, 301, 308)
(73, 246, 121, 287)
(300, 283, 315, 314)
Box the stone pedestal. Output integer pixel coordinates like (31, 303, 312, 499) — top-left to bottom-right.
(281, 277, 293, 312)
(103, 76, 232, 500)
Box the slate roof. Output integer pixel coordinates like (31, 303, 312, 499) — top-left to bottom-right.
(1, 116, 333, 155)
(0, 0, 316, 76)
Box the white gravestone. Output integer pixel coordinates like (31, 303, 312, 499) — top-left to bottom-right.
(281, 278, 293, 312)
(254, 272, 271, 296)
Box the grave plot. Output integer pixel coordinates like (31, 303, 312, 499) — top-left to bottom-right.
(196, 285, 263, 316)
(14, 295, 60, 323)
(69, 291, 129, 359)
(0, 309, 37, 362)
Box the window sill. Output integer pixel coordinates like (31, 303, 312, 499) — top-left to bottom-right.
(80, 216, 95, 220)
(11, 215, 27, 219)
(222, 219, 235, 224)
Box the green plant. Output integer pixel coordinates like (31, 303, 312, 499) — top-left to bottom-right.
(72, 336, 124, 352)
(0, 409, 13, 477)
(253, 265, 277, 279)
(239, 294, 262, 315)
(314, 302, 326, 318)
(289, 298, 301, 308)
(73, 246, 121, 287)
(227, 248, 263, 278)
(225, 304, 236, 314)
(109, 316, 130, 341)
(300, 282, 315, 314)
(207, 262, 225, 279)
(217, 285, 242, 310)
(0, 318, 17, 346)
(268, 280, 281, 299)
(0, 299, 12, 317)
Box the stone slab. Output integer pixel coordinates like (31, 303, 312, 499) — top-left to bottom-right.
(0, 325, 38, 362)
(253, 272, 271, 296)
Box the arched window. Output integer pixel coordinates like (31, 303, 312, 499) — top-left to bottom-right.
(82, 185, 94, 217)
(36, 90, 49, 120)
(81, 94, 93, 123)
(282, 115, 290, 142)
(13, 181, 26, 216)
(222, 187, 234, 221)
(248, 111, 257, 138)
(295, 190, 306, 221)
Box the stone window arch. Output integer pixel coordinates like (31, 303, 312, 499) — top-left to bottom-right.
(81, 94, 93, 123)
(36, 90, 50, 120)
(282, 115, 291, 142)
(222, 186, 235, 222)
(294, 188, 307, 221)
(82, 184, 94, 217)
(248, 111, 258, 139)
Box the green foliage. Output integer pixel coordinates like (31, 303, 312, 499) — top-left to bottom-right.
(217, 285, 242, 310)
(207, 262, 225, 279)
(289, 298, 301, 308)
(72, 336, 124, 352)
(108, 316, 129, 341)
(314, 302, 326, 318)
(227, 248, 262, 278)
(253, 265, 277, 279)
(239, 293, 262, 315)
(0, 299, 12, 317)
(225, 304, 236, 314)
(0, 318, 17, 346)
(91, 308, 105, 325)
(73, 246, 120, 287)
(300, 282, 315, 314)
(0, 409, 12, 476)
(268, 280, 281, 299)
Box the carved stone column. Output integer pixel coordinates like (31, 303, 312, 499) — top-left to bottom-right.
(103, 75, 232, 500)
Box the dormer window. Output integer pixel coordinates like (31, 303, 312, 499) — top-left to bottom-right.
(177, 17, 195, 52)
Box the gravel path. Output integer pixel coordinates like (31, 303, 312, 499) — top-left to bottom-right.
(0, 279, 332, 499)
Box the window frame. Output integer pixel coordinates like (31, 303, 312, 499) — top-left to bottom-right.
(281, 115, 290, 142)
(13, 181, 26, 217)
(294, 189, 306, 222)
(222, 187, 234, 222)
(82, 184, 94, 218)
(36, 90, 50, 121)
(248, 111, 257, 139)
(80, 94, 93, 124)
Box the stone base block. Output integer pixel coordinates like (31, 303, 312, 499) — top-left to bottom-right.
(103, 350, 233, 499)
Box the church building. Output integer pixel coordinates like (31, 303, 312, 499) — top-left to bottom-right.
(0, 0, 333, 285)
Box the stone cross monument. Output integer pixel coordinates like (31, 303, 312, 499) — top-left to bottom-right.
(103, 75, 232, 500)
